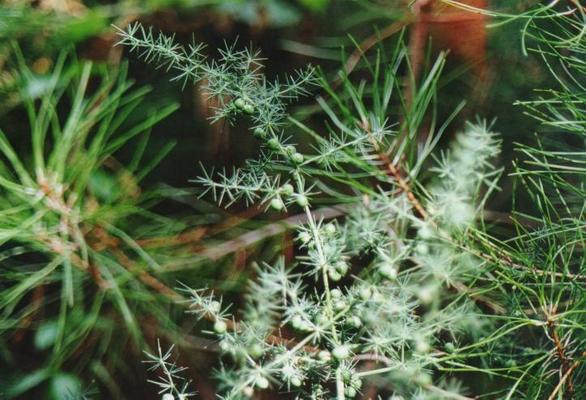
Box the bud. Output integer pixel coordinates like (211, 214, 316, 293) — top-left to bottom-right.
(318, 350, 331, 362)
(280, 184, 294, 196)
(243, 103, 255, 115)
(290, 376, 302, 387)
(324, 223, 336, 235)
(297, 231, 311, 244)
(255, 376, 269, 389)
(379, 264, 398, 280)
(214, 320, 228, 334)
(234, 98, 246, 109)
(348, 315, 362, 329)
(296, 194, 309, 207)
(270, 198, 284, 211)
(253, 127, 266, 138)
(268, 138, 280, 150)
(332, 345, 351, 360)
(285, 145, 296, 155)
(209, 300, 221, 313)
(291, 152, 304, 164)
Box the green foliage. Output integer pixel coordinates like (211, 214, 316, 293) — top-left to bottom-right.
(121, 22, 506, 399)
(0, 50, 195, 396)
(467, 7, 586, 398)
(1, 1, 585, 399)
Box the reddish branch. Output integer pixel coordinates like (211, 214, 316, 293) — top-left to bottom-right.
(545, 306, 579, 399)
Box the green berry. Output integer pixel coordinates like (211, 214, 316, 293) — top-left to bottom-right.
(255, 376, 269, 389)
(234, 98, 246, 109)
(379, 264, 398, 280)
(290, 377, 302, 387)
(317, 350, 331, 362)
(332, 345, 351, 360)
(417, 224, 434, 240)
(359, 286, 372, 301)
(415, 242, 429, 255)
(505, 359, 517, 368)
(248, 343, 263, 359)
(335, 260, 349, 276)
(345, 387, 357, 398)
(243, 103, 255, 115)
(330, 288, 342, 298)
(417, 286, 435, 304)
(291, 152, 304, 164)
(162, 394, 175, 400)
(214, 320, 227, 334)
(242, 386, 254, 397)
(334, 299, 347, 311)
(280, 183, 294, 196)
(253, 127, 266, 138)
(415, 338, 430, 353)
(297, 231, 311, 244)
(267, 138, 280, 150)
(348, 315, 362, 328)
(219, 340, 230, 352)
(328, 268, 342, 282)
(270, 198, 284, 211)
(209, 300, 221, 313)
(285, 145, 296, 155)
(445, 342, 455, 353)
(296, 194, 309, 207)
(324, 223, 336, 235)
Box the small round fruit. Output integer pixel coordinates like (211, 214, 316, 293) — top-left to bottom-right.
(330, 288, 342, 298)
(445, 342, 455, 353)
(280, 184, 294, 196)
(270, 198, 284, 211)
(214, 320, 227, 334)
(296, 195, 309, 207)
(317, 350, 331, 362)
(297, 231, 311, 244)
(255, 376, 269, 389)
(290, 376, 302, 387)
(349, 315, 362, 328)
(234, 98, 246, 109)
(243, 386, 254, 397)
(209, 300, 221, 313)
(291, 152, 304, 164)
(253, 127, 266, 138)
(379, 264, 398, 280)
(335, 261, 349, 275)
(334, 300, 347, 311)
(248, 343, 263, 359)
(285, 145, 296, 155)
(219, 340, 230, 352)
(359, 286, 372, 301)
(162, 394, 175, 400)
(324, 223, 336, 235)
(332, 344, 351, 360)
(328, 269, 342, 282)
(267, 138, 280, 150)
(243, 103, 255, 115)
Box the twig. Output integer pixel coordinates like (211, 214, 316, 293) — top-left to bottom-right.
(195, 205, 346, 262)
(545, 306, 578, 399)
(547, 358, 581, 400)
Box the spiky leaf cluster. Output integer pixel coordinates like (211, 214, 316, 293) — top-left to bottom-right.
(121, 26, 508, 399)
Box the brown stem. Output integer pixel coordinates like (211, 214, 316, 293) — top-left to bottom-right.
(545, 307, 577, 399)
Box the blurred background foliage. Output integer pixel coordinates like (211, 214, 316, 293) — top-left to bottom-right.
(0, 0, 564, 398)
